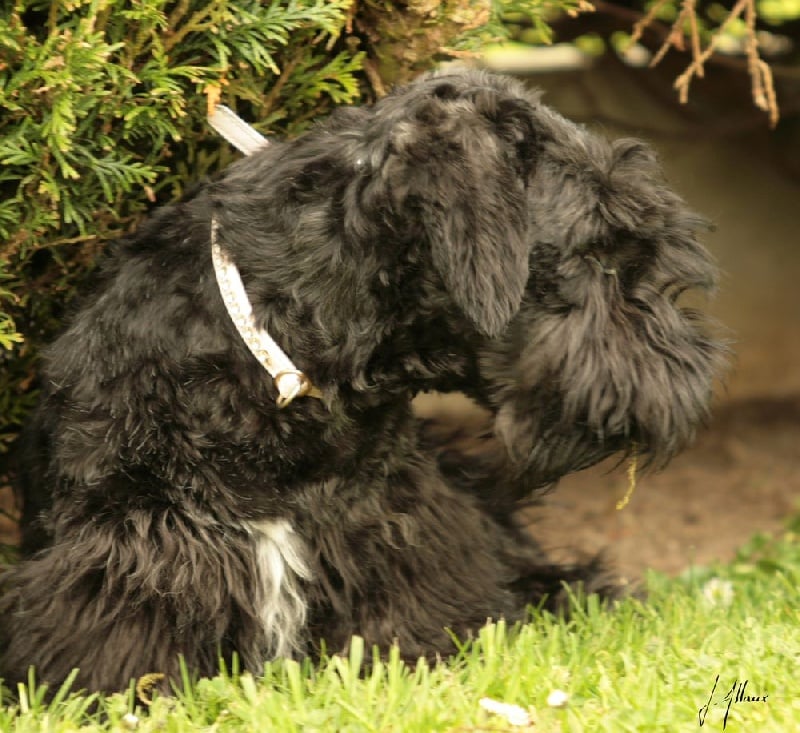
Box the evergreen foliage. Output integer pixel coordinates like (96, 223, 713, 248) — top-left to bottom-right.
(0, 0, 364, 453)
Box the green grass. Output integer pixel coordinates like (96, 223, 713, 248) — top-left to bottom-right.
(3, 522, 800, 732)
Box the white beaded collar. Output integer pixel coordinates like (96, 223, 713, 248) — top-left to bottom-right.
(208, 105, 321, 408)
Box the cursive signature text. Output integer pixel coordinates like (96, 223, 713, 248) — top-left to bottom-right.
(698, 675, 768, 729)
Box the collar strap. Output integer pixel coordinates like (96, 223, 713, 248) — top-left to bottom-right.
(210, 217, 322, 408)
(208, 104, 269, 156)
(208, 104, 321, 408)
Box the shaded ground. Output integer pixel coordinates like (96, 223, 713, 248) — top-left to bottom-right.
(0, 488, 15, 550)
(537, 396, 800, 579)
(415, 391, 800, 581)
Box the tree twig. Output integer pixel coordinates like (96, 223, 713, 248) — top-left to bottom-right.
(613, 0, 780, 125)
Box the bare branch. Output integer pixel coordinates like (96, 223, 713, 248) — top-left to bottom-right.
(632, 0, 781, 126)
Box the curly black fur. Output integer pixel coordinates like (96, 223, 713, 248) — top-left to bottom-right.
(1, 69, 721, 695)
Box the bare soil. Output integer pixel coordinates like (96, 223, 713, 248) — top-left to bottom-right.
(534, 395, 800, 579)
(414, 390, 800, 582)
(0, 487, 16, 553)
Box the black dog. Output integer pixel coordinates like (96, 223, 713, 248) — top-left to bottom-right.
(1, 70, 721, 694)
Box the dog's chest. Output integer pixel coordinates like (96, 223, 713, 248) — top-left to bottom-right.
(246, 519, 312, 657)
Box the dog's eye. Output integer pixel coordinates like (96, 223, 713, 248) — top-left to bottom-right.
(433, 82, 459, 100)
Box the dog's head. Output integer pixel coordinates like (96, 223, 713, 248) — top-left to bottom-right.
(213, 70, 543, 395)
(358, 70, 542, 339)
(475, 108, 725, 483)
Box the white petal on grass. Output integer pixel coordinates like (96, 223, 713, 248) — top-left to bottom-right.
(121, 713, 140, 730)
(479, 697, 531, 726)
(702, 577, 735, 607)
(547, 689, 570, 708)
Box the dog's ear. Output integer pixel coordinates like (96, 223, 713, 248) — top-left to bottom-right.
(376, 77, 538, 337)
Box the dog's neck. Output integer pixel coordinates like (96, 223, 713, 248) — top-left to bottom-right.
(210, 215, 322, 408)
(208, 106, 324, 408)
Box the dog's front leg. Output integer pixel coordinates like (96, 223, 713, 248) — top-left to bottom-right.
(0, 505, 304, 695)
(302, 448, 623, 663)
(418, 411, 537, 520)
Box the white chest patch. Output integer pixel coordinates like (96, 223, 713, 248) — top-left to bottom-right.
(246, 518, 312, 658)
